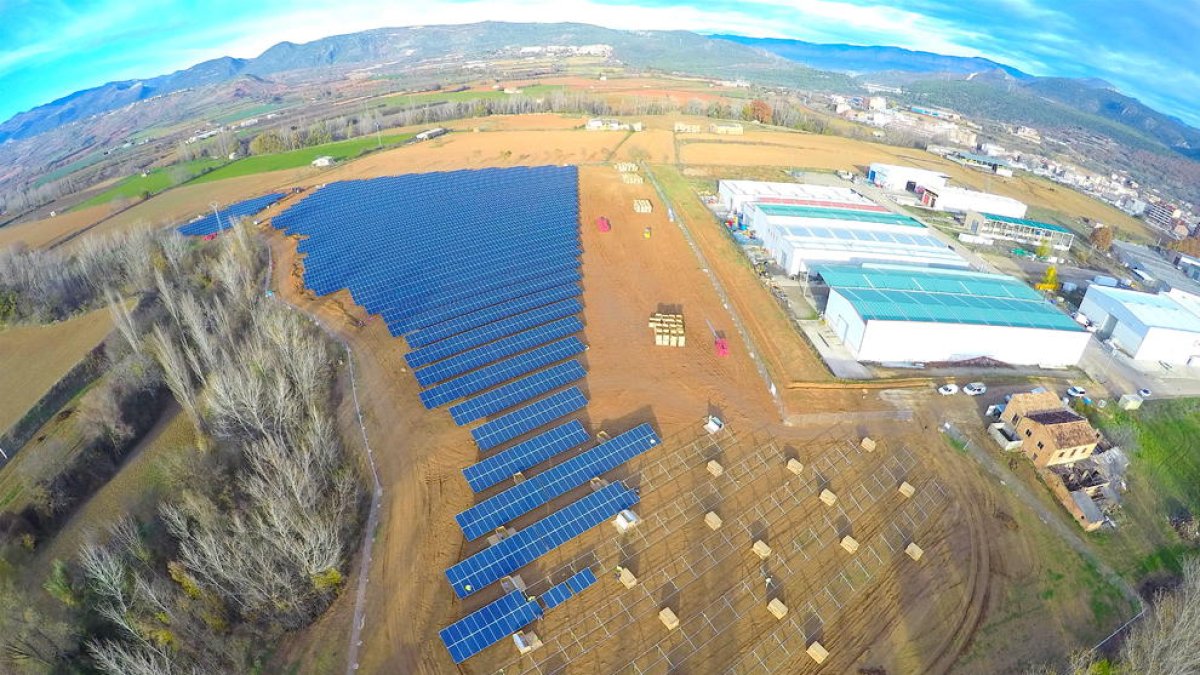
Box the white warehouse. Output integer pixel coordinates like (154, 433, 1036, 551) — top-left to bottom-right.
(1078, 285, 1200, 365)
(816, 264, 1090, 366)
(867, 163, 949, 192)
(750, 202, 969, 276)
(919, 186, 1028, 219)
(717, 180, 876, 216)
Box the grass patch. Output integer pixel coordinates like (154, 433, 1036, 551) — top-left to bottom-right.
(189, 133, 415, 185)
(73, 158, 225, 209)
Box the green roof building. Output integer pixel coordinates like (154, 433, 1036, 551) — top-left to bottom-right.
(814, 263, 1089, 366)
(966, 211, 1075, 251)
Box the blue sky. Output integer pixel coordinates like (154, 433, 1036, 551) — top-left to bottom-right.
(2, 0, 1198, 126)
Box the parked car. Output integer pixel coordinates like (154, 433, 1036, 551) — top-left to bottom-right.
(937, 384, 959, 396)
(1138, 388, 1152, 398)
(963, 382, 987, 396)
(1066, 386, 1087, 398)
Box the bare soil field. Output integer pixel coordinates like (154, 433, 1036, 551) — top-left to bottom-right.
(611, 128, 677, 164)
(0, 305, 114, 432)
(442, 114, 589, 131)
(0, 204, 114, 249)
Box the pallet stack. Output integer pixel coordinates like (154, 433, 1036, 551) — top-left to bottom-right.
(614, 162, 638, 172)
(633, 199, 653, 214)
(621, 173, 645, 184)
(649, 312, 686, 347)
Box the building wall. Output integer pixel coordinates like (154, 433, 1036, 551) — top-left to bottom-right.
(1134, 327, 1200, 363)
(867, 164, 948, 192)
(1014, 421, 1096, 468)
(924, 189, 1027, 219)
(843, 319, 1089, 366)
(824, 290, 867, 353)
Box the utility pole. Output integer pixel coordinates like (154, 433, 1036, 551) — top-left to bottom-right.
(211, 201, 223, 231)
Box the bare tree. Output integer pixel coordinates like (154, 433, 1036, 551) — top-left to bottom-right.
(1120, 558, 1200, 674)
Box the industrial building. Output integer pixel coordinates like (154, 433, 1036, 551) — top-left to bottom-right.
(1111, 240, 1200, 295)
(814, 264, 1089, 366)
(750, 203, 970, 275)
(717, 180, 877, 216)
(1077, 285, 1200, 365)
(966, 212, 1075, 251)
(919, 186, 1028, 219)
(867, 163, 949, 192)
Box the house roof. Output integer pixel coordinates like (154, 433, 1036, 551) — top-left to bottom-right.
(1005, 391, 1065, 420)
(815, 264, 1083, 331)
(1070, 491, 1105, 524)
(981, 213, 1073, 234)
(755, 203, 924, 228)
(1025, 409, 1085, 426)
(1085, 285, 1200, 333)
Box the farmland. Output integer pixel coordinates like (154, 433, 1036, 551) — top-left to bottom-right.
(73, 157, 226, 210)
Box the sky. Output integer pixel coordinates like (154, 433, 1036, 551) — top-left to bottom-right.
(2, 0, 1199, 126)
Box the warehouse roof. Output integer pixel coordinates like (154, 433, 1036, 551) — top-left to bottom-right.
(955, 152, 1012, 168)
(1086, 285, 1200, 333)
(981, 213, 1072, 234)
(815, 263, 1083, 331)
(755, 203, 924, 228)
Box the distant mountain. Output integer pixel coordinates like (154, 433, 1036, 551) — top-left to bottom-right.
(0, 22, 842, 144)
(711, 35, 1032, 79)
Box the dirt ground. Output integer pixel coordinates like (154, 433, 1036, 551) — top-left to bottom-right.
(0, 204, 115, 249)
(0, 305, 114, 432)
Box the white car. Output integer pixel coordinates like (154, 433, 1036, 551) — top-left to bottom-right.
(1066, 386, 1087, 398)
(963, 382, 987, 396)
(937, 384, 959, 396)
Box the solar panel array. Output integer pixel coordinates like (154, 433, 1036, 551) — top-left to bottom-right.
(439, 590, 542, 664)
(419, 337, 585, 409)
(416, 317, 584, 388)
(406, 299, 583, 368)
(450, 360, 586, 426)
(472, 387, 589, 452)
(462, 420, 589, 492)
(445, 481, 638, 598)
(542, 568, 599, 610)
(456, 423, 659, 539)
(178, 193, 286, 236)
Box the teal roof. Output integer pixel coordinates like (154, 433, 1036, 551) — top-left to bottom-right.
(956, 152, 1012, 168)
(982, 213, 1073, 234)
(755, 203, 924, 228)
(816, 263, 1083, 331)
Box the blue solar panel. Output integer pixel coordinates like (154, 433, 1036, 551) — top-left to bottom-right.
(394, 269, 583, 335)
(439, 590, 542, 664)
(472, 387, 588, 452)
(178, 193, 286, 236)
(416, 316, 583, 387)
(406, 298, 583, 369)
(543, 568, 599, 610)
(450, 360, 586, 426)
(445, 481, 637, 598)
(463, 420, 589, 493)
(406, 284, 581, 346)
(419, 338, 585, 409)
(456, 423, 659, 540)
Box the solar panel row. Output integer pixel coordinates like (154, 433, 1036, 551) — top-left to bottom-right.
(178, 193, 286, 236)
(396, 268, 583, 336)
(471, 387, 588, 452)
(406, 284, 581, 348)
(419, 337, 585, 409)
(449, 360, 586, 426)
(462, 420, 588, 493)
(541, 567, 599, 610)
(445, 481, 637, 598)
(416, 316, 583, 388)
(456, 423, 659, 540)
(406, 298, 583, 369)
(438, 590, 542, 664)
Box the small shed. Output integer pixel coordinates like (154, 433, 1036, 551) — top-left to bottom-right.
(786, 458, 804, 476)
(840, 535, 860, 554)
(616, 566, 638, 588)
(707, 460, 724, 477)
(906, 542, 925, 561)
(704, 511, 723, 530)
(767, 598, 788, 620)
(752, 540, 772, 559)
(861, 437, 877, 452)
(807, 641, 829, 664)
(898, 481, 916, 498)
(820, 489, 838, 506)
(659, 607, 680, 630)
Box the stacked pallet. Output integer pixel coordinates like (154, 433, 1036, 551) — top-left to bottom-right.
(633, 199, 653, 213)
(649, 312, 686, 347)
(614, 162, 638, 172)
(621, 173, 645, 184)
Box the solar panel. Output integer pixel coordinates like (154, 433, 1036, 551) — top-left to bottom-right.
(406, 298, 583, 368)
(450, 360, 586, 426)
(472, 387, 588, 452)
(456, 423, 659, 540)
(395, 269, 583, 335)
(463, 420, 589, 493)
(542, 567, 599, 610)
(178, 193, 286, 236)
(420, 338, 585, 409)
(415, 316, 583, 387)
(407, 284, 581, 348)
(445, 481, 637, 598)
(438, 590, 542, 664)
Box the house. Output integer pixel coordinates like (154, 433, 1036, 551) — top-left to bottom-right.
(674, 122, 701, 133)
(709, 122, 743, 135)
(1003, 392, 1102, 468)
(311, 156, 336, 168)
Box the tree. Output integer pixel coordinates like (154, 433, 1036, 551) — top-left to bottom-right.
(1036, 265, 1058, 292)
(1119, 557, 1200, 674)
(750, 99, 772, 124)
(1090, 224, 1114, 251)
(1169, 237, 1200, 258)
(1035, 237, 1053, 259)
(248, 130, 286, 156)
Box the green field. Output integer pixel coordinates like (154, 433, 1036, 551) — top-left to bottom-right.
(189, 133, 415, 184)
(212, 103, 286, 125)
(73, 158, 226, 209)
(34, 151, 109, 188)
(378, 84, 563, 107)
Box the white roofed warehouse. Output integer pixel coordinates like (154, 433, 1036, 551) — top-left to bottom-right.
(1078, 285, 1200, 364)
(919, 186, 1028, 219)
(815, 264, 1090, 366)
(867, 163, 949, 192)
(717, 180, 877, 216)
(749, 202, 969, 276)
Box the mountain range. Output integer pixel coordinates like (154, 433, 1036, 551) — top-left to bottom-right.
(2, 22, 1198, 160)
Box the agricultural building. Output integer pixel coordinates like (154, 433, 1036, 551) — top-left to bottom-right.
(709, 122, 743, 135)
(919, 186, 1027, 219)
(674, 122, 701, 133)
(717, 180, 877, 216)
(750, 203, 970, 276)
(814, 263, 1089, 366)
(867, 163, 949, 192)
(965, 212, 1074, 251)
(1078, 285, 1200, 364)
